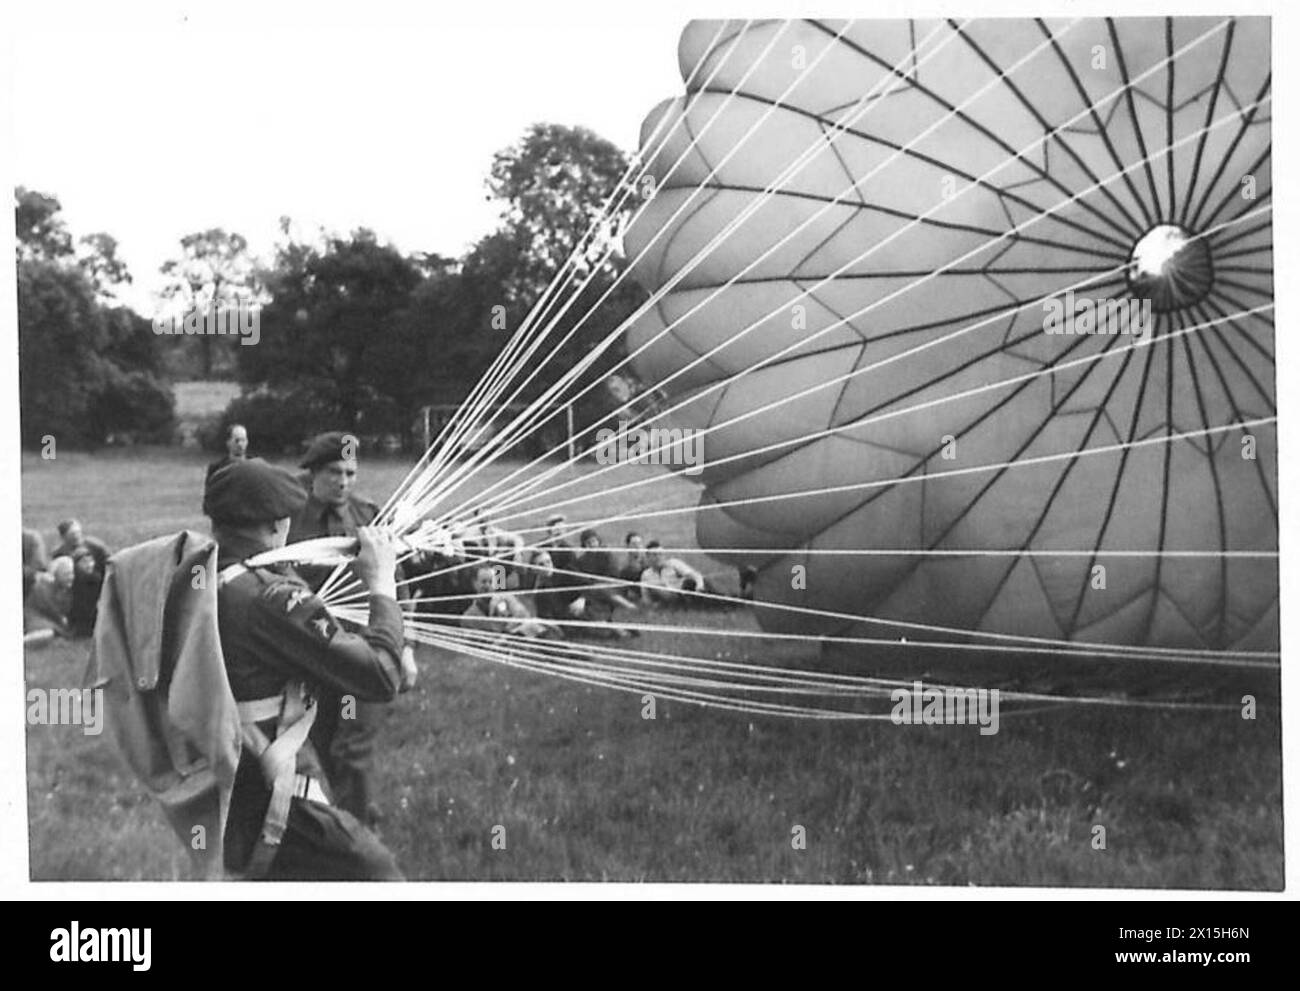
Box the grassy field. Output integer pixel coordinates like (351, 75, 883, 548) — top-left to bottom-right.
(22, 447, 1284, 886)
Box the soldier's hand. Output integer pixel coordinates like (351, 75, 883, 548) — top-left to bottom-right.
(355, 526, 399, 599)
(399, 644, 419, 692)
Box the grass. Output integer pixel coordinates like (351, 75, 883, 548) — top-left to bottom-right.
(22, 447, 1284, 886)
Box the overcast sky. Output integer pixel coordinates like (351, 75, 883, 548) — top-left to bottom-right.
(11, 2, 686, 313)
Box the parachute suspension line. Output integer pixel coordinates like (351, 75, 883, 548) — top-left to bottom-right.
(389, 619, 1253, 706)
(376, 19, 743, 525)
(405, 20, 968, 522)
(418, 18, 1079, 528)
(393, 18, 919, 529)
(370, 618, 1255, 717)
(469, 140, 1270, 533)
(1186, 71, 1271, 233)
(382, 21, 804, 533)
(332, 565, 1278, 667)
(319, 278, 1269, 609)
(309, 25, 1263, 697)
(321, 262, 1268, 610)
(465, 80, 1261, 533)
(321, 516, 1276, 666)
(346, 613, 1246, 716)
(319, 22, 761, 603)
(1178, 19, 1235, 229)
(431, 20, 1237, 531)
(404, 21, 748, 481)
(1035, 19, 1151, 238)
(1186, 297, 1277, 521)
(460, 415, 1277, 564)
(393, 628, 910, 720)
(476, 268, 1269, 537)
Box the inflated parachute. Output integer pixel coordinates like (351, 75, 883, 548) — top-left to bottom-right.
(624, 18, 1275, 656)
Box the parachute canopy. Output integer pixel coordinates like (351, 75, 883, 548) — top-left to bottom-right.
(625, 18, 1275, 653)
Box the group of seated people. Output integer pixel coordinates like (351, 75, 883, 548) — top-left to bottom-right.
(409, 512, 754, 641)
(22, 519, 109, 641)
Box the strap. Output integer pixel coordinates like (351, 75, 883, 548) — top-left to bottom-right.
(294, 775, 329, 804)
(236, 683, 321, 878)
(236, 695, 285, 725)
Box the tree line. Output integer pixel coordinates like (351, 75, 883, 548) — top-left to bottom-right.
(16, 123, 651, 454)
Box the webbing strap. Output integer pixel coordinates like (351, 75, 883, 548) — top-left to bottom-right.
(237, 683, 320, 878)
(237, 695, 284, 724)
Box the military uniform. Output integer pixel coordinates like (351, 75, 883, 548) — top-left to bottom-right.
(203, 456, 405, 879)
(289, 434, 404, 827)
(218, 556, 405, 880)
(205, 453, 244, 482)
(289, 490, 384, 590)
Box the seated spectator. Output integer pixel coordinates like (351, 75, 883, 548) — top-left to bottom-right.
(22, 528, 49, 600)
(639, 541, 714, 607)
(460, 564, 554, 639)
(520, 549, 574, 624)
(575, 530, 638, 615)
(471, 509, 526, 582)
(408, 550, 468, 617)
(539, 513, 577, 574)
(206, 423, 250, 481)
(53, 519, 110, 575)
(69, 547, 104, 638)
(25, 556, 75, 636)
(617, 532, 649, 599)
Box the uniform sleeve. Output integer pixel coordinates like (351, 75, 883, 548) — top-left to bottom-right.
(248, 579, 405, 703)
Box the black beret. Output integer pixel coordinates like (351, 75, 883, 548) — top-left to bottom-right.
(203, 458, 308, 525)
(300, 431, 360, 470)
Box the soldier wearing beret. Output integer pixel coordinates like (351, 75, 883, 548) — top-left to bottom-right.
(204, 458, 405, 879)
(288, 431, 416, 829)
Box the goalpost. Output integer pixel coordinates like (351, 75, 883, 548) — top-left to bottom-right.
(419, 401, 576, 462)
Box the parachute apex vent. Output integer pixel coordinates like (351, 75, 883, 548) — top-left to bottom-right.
(1126, 223, 1214, 313)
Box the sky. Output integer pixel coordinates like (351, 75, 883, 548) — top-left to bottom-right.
(10, 2, 686, 313)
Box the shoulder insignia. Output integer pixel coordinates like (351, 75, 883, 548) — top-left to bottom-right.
(260, 576, 312, 610)
(283, 587, 313, 613)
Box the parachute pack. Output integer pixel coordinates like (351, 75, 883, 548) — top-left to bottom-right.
(86, 530, 321, 879)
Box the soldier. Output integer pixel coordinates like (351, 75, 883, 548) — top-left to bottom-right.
(206, 423, 250, 482)
(203, 458, 405, 879)
(289, 431, 417, 828)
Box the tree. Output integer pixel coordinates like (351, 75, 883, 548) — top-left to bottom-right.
(240, 228, 424, 432)
(15, 188, 174, 448)
(160, 228, 259, 378)
(15, 187, 74, 262)
(77, 232, 133, 301)
(17, 259, 109, 446)
(479, 123, 650, 426)
(486, 123, 633, 304)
